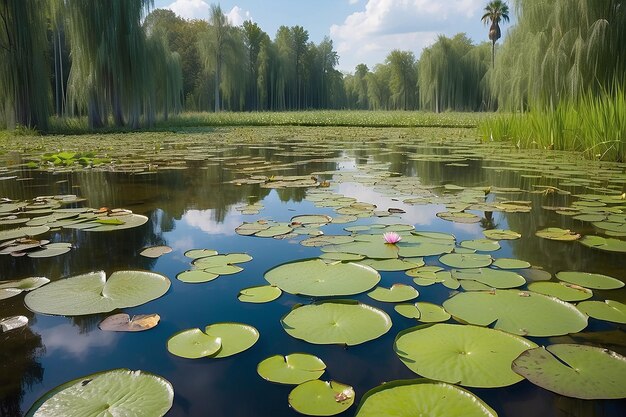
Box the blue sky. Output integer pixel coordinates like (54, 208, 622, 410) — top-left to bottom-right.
(154, 0, 516, 73)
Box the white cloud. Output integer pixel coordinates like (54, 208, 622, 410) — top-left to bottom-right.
(167, 0, 210, 20)
(226, 6, 252, 26)
(330, 0, 484, 72)
(183, 209, 242, 235)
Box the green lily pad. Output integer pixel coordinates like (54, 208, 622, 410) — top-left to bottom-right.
(139, 245, 172, 258)
(193, 253, 252, 275)
(322, 239, 399, 259)
(451, 269, 526, 289)
(397, 242, 455, 257)
(394, 302, 450, 323)
(355, 379, 497, 417)
(24, 270, 170, 316)
(86, 213, 148, 232)
(167, 328, 222, 359)
(411, 231, 456, 241)
(394, 323, 537, 387)
(291, 215, 332, 225)
(436, 211, 481, 223)
(580, 235, 626, 252)
(204, 322, 260, 358)
(359, 258, 423, 271)
(184, 249, 219, 259)
(555, 271, 624, 289)
(512, 344, 626, 399)
(27, 242, 72, 258)
(301, 235, 355, 247)
(319, 252, 365, 261)
(176, 270, 220, 283)
(577, 300, 626, 324)
(492, 258, 531, 269)
(288, 380, 355, 416)
(536, 228, 580, 241)
(0, 225, 49, 242)
(520, 267, 552, 282)
(459, 280, 493, 291)
(238, 285, 282, 303)
(265, 259, 380, 297)
(257, 353, 326, 385)
(460, 239, 501, 252)
(367, 284, 419, 303)
(281, 300, 391, 346)
(439, 253, 492, 269)
(483, 229, 521, 240)
(443, 290, 588, 336)
(25, 369, 173, 417)
(0, 276, 50, 300)
(527, 282, 593, 301)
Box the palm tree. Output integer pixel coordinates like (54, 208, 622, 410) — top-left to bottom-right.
(481, 0, 509, 67)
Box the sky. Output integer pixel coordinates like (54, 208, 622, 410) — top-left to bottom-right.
(153, 0, 517, 73)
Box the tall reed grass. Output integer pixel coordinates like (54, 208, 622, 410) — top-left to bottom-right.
(479, 88, 626, 162)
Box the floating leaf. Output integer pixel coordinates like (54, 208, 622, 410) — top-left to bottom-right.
(439, 253, 492, 269)
(257, 353, 326, 385)
(394, 323, 536, 387)
(536, 228, 580, 241)
(483, 229, 521, 240)
(99, 313, 160, 332)
(492, 258, 531, 269)
(0, 276, 50, 300)
(527, 282, 593, 302)
(25, 270, 170, 316)
(167, 328, 222, 359)
(459, 239, 501, 252)
(436, 211, 481, 223)
(0, 315, 28, 332)
(367, 284, 419, 303)
(319, 252, 364, 261)
(85, 213, 148, 232)
(580, 235, 626, 252)
(443, 290, 588, 336)
(204, 322, 259, 358)
(355, 379, 497, 417)
(359, 258, 423, 271)
(176, 270, 219, 283)
(238, 285, 282, 303)
(139, 245, 172, 258)
(291, 215, 332, 225)
(451, 268, 526, 289)
(25, 369, 173, 417)
(288, 380, 354, 416)
(555, 271, 624, 290)
(265, 259, 380, 297)
(0, 225, 49, 242)
(184, 249, 218, 259)
(394, 302, 450, 323)
(512, 344, 626, 399)
(301, 235, 354, 247)
(193, 253, 253, 275)
(577, 300, 626, 324)
(27, 242, 72, 258)
(281, 300, 391, 346)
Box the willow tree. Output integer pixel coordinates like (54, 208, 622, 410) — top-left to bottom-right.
(367, 64, 391, 110)
(491, 0, 625, 110)
(481, 1, 510, 67)
(0, 0, 50, 130)
(386, 50, 418, 110)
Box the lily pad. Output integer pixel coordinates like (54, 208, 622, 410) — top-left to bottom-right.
(492, 258, 531, 269)
(0, 276, 50, 300)
(358, 258, 423, 271)
(319, 252, 365, 261)
(265, 259, 380, 297)
(176, 270, 219, 283)
(0, 315, 28, 332)
(322, 239, 399, 259)
(167, 328, 222, 359)
(27, 242, 72, 258)
(257, 353, 326, 385)
(25, 369, 173, 417)
(483, 229, 521, 240)
(527, 282, 593, 302)
(204, 322, 259, 358)
(139, 245, 172, 258)
(281, 300, 391, 346)
(577, 300, 626, 324)
(184, 249, 219, 259)
(85, 213, 149, 232)
(238, 285, 282, 303)
(301, 235, 354, 247)
(555, 271, 624, 290)
(536, 228, 580, 241)
(460, 239, 501, 252)
(512, 344, 626, 399)
(291, 215, 332, 225)
(288, 380, 355, 416)
(367, 284, 419, 303)
(394, 302, 450, 323)
(24, 270, 170, 316)
(355, 379, 497, 417)
(451, 268, 526, 289)
(436, 211, 481, 223)
(99, 313, 160, 332)
(193, 253, 253, 275)
(394, 323, 537, 387)
(580, 235, 626, 252)
(439, 253, 492, 269)
(443, 290, 588, 336)
(0, 225, 49, 242)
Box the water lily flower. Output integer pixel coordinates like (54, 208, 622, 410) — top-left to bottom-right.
(383, 232, 402, 244)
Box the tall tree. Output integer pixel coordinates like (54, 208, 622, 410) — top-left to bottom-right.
(481, 0, 510, 67)
(386, 50, 418, 110)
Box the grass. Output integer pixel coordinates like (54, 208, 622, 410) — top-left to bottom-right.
(37, 110, 488, 135)
(479, 89, 626, 162)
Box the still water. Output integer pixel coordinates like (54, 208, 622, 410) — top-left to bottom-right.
(1, 127, 624, 416)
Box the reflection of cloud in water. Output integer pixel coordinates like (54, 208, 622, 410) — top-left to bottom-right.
(183, 209, 242, 235)
(39, 323, 116, 359)
(170, 236, 195, 253)
(335, 182, 436, 226)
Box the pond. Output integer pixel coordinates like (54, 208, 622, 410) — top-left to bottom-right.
(1, 127, 625, 416)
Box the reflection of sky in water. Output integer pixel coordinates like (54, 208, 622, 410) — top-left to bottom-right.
(2, 141, 625, 417)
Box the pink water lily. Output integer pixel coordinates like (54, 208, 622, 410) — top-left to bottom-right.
(383, 232, 402, 244)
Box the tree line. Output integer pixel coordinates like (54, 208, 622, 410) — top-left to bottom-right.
(1, 0, 623, 131)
